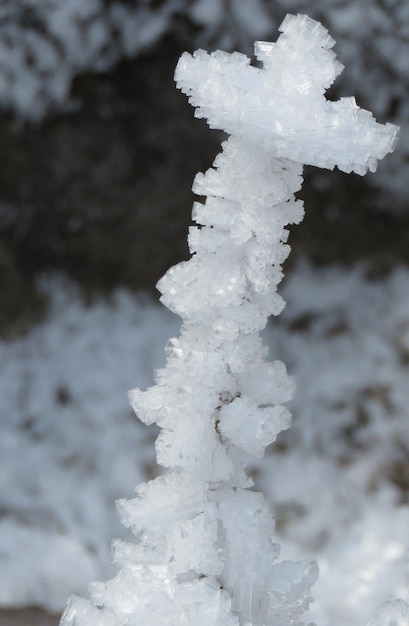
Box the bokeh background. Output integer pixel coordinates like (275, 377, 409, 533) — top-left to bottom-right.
(1, 1, 408, 625)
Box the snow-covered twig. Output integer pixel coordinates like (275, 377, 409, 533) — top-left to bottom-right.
(60, 14, 398, 626)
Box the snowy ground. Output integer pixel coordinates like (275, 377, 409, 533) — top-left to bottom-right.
(1, 262, 409, 625)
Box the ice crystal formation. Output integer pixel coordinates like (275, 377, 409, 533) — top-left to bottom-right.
(60, 14, 398, 626)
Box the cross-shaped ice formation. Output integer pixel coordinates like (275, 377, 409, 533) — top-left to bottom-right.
(175, 13, 398, 175)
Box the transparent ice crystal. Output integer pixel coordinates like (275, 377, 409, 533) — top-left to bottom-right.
(60, 13, 398, 626)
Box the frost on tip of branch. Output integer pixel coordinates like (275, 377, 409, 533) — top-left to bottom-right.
(175, 13, 399, 176)
(60, 13, 398, 626)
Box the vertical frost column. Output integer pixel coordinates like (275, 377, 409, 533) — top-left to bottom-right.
(60, 13, 399, 626)
(120, 138, 311, 626)
(153, 139, 303, 480)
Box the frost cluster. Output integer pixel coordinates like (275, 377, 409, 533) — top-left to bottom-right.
(176, 14, 397, 176)
(60, 14, 397, 626)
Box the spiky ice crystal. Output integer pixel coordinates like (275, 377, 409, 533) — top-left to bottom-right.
(60, 13, 398, 626)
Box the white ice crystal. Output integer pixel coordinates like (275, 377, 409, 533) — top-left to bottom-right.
(60, 14, 398, 626)
(176, 14, 398, 176)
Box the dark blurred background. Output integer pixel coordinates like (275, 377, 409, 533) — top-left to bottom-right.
(0, 0, 407, 339)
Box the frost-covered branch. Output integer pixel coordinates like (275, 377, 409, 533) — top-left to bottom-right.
(60, 13, 398, 626)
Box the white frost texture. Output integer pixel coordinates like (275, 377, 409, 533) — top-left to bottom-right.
(175, 14, 397, 175)
(55, 13, 398, 626)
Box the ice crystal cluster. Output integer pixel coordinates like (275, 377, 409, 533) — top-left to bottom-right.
(60, 14, 398, 626)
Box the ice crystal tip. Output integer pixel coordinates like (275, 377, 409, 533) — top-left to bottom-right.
(175, 13, 399, 175)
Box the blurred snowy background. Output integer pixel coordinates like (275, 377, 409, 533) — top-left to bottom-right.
(0, 1, 408, 625)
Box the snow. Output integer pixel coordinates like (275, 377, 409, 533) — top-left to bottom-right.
(189, 0, 223, 27)
(0, 0, 187, 120)
(2, 262, 409, 624)
(0, 276, 180, 611)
